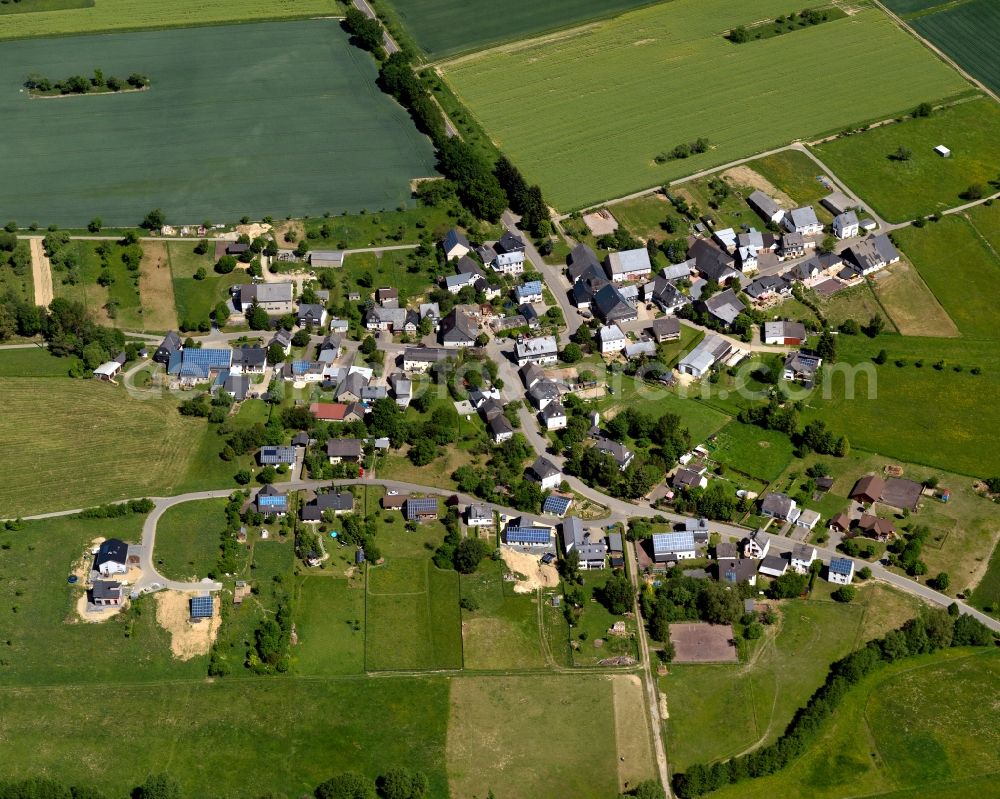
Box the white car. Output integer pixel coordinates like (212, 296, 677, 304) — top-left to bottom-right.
(386, 490, 398, 496)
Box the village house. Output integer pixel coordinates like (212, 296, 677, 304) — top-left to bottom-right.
(375, 287, 399, 307)
(93, 361, 122, 382)
(487, 414, 514, 444)
(403, 347, 450, 373)
(594, 437, 634, 471)
(301, 491, 354, 522)
(715, 541, 738, 562)
(783, 351, 822, 386)
(233, 283, 295, 315)
(529, 456, 563, 491)
(516, 335, 558, 366)
(542, 493, 573, 517)
(780, 232, 807, 259)
(821, 191, 855, 217)
(519, 362, 545, 389)
(757, 555, 788, 578)
(466, 503, 494, 527)
(561, 516, 607, 570)
(843, 234, 901, 276)
(259, 445, 296, 466)
(646, 273, 690, 315)
(168, 348, 233, 383)
(365, 305, 407, 332)
(718, 558, 758, 586)
(698, 288, 745, 328)
(390, 374, 412, 409)
(652, 531, 697, 563)
(747, 190, 785, 225)
(256, 484, 288, 516)
(515, 280, 543, 304)
(745, 274, 793, 303)
(791, 544, 817, 574)
(624, 338, 656, 360)
(829, 512, 851, 534)
(713, 227, 738, 253)
(567, 243, 603, 281)
(760, 492, 801, 524)
(592, 283, 638, 324)
(763, 320, 806, 346)
(154, 330, 183, 365)
(309, 402, 364, 423)
(827, 557, 855, 585)
(797, 508, 821, 530)
(857, 513, 896, 541)
(94, 539, 129, 577)
(439, 309, 478, 347)
(672, 467, 707, 491)
(741, 530, 771, 559)
(442, 228, 471, 261)
(326, 438, 363, 465)
(336, 372, 369, 403)
(678, 334, 735, 378)
(783, 206, 823, 236)
(297, 303, 328, 328)
(230, 346, 267, 375)
(850, 474, 886, 505)
(406, 497, 439, 522)
(89, 580, 123, 607)
(689, 238, 741, 283)
(597, 324, 628, 355)
(833, 210, 860, 239)
(604, 248, 652, 282)
(445, 271, 478, 294)
(651, 316, 681, 343)
(540, 401, 568, 431)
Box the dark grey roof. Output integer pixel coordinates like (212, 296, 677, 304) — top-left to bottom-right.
(488, 414, 514, 437)
(90, 580, 121, 600)
(326, 438, 363, 459)
(689, 238, 738, 281)
(456, 255, 484, 275)
(761, 492, 794, 518)
(231, 346, 267, 368)
(95, 538, 128, 567)
(700, 288, 744, 326)
(439, 310, 478, 343)
(567, 243, 602, 280)
(592, 283, 637, 323)
(530, 456, 562, 481)
(496, 231, 526, 254)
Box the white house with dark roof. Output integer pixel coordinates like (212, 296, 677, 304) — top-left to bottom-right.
(529, 456, 563, 490)
(594, 437, 633, 471)
(442, 229, 471, 261)
(592, 283, 638, 324)
(605, 248, 652, 282)
(652, 531, 697, 562)
(748, 190, 784, 224)
(540, 401, 567, 431)
(561, 517, 607, 570)
(741, 530, 770, 559)
(466, 503, 494, 527)
(791, 544, 817, 574)
(827, 557, 855, 585)
(844, 234, 900, 276)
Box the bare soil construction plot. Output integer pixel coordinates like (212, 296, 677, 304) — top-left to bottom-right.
(669, 622, 738, 663)
(500, 547, 559, 593)
(155, 590, 219, 660)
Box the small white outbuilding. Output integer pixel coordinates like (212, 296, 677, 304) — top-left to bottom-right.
(934, 144, 951, 157)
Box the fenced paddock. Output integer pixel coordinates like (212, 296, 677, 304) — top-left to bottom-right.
(670, 622, 738, 663)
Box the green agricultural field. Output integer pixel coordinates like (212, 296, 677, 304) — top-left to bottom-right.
(892, 215, 1000, 340)
(447, 675, 630, 799)
(442, 0, 969, 211)
(294, 574, 367, 674)
(709, 421, 795, 482)
(0, 20, 437, 227)
(911, 0, 1000, 96)
(806, 334, 1000, 477)
(0, 676, 451, 798)
(0, 378, 219, 516)
(460, 558, 546, 670)
(153, 498, 226, 581)
(706, 649, 999, 799)
(970, 540, 1000, 616)
(0, 0, 338, 39)
(811, 97, 1000, 222)
(966, 200, 1000, 251)
(377, 0, 656, 58)
(366, 557, 462, 671)
(664, 585, 925, 772)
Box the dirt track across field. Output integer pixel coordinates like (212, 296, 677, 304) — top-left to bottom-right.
(29, 238, 53, 307)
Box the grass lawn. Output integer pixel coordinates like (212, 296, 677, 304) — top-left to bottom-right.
(460, 558, 546, 670)
(706, 649, 999, 799)
(566, 570, 638, 667)
(0, 20, 436, 227)
(969, 538, 1000, 616)
(447, 675, 624, 799)
(910, 0, 1000, 96)
(811, 97, 1000, 222)
(890, 216, 1000, 340)
(871, 259, 959, 337)
(378, 0, 654, 58)
(294, 574, 366, 675)
(806, 333, 1000, 476)
(0, 0, 340, 40)
(339, 249, 436, 307)
(709, 420, 795, 482)
(366, 557, 462, 671)
(606, 194, 673, 242)
(617, 381, 731, 444)
(673, 174, 768, 233)
(0, 378, 222, 516)
(153, 498, 226, 581)
(167, 240, 244, 329)
(663, 585, 919, 771)
(747, 149, 842, 212)
(0, 346, 72, 376)
(0, 676, 451, 798)
(441, 0, 969, 211)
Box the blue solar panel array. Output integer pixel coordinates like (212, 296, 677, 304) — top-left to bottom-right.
(829, 557, 854, 575)
(505, 527, 551, 545)
(259, 495, 286, 507)
(543, 495, 572, 515)
(406, 498, 438, 519)
(190, 595, 213, 618)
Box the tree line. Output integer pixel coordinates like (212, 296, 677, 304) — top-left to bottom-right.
(672, 607, 996, 797)
(25, 69, 150, 95)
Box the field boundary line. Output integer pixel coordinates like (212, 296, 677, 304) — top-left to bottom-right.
(872, 0, 999, 105)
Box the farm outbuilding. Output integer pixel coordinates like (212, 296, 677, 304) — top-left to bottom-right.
(933, 144, 950, 157)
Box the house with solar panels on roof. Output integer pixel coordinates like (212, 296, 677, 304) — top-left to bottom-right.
(167, 348, 233, 385)
(405, 497, 439, 522)
(189, 594, 214, 622)
(502, 518, 556, 557)
(542, 493, 573, 517)
(256, 484, 288, 516)
(651, 531, 698, 564)
(259, 446, 296, 466)
(827, 557, 855, 585)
